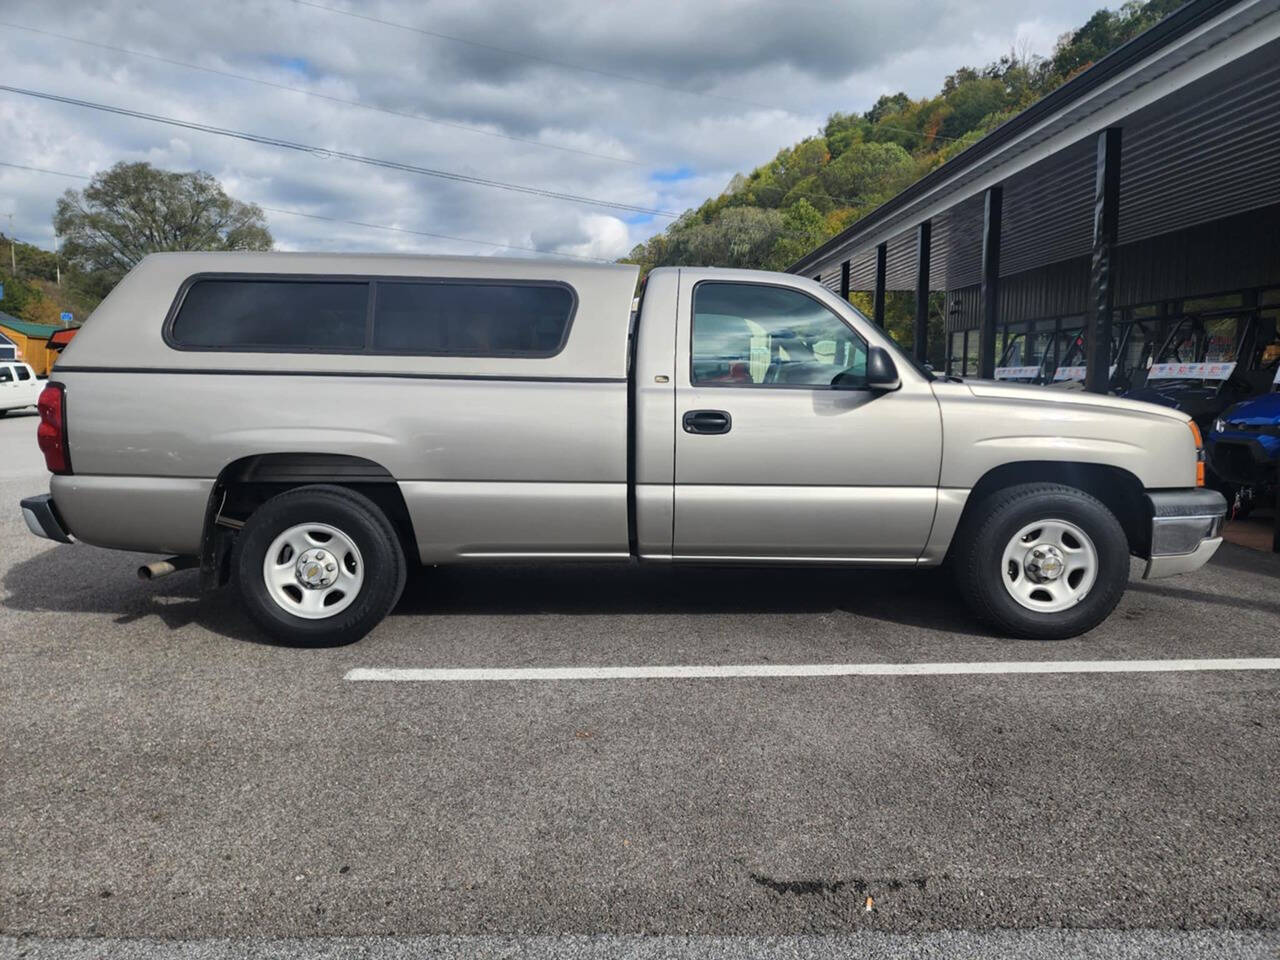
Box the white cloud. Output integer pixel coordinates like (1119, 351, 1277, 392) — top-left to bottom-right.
(0, 0, 1101, 261)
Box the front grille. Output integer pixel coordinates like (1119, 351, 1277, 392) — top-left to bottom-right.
(1226, 421, 1280, 436)
(1209, 442, 1272, 485)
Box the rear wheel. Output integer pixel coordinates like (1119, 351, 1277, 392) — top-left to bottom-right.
(233, 485, 406, 646)
(954, 483, 1130, 640)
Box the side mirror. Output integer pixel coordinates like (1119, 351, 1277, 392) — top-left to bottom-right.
(866, 346, 901, 392)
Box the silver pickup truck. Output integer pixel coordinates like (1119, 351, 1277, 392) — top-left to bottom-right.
(21, 252, 1226, 646)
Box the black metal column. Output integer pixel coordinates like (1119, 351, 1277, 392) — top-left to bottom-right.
(1086, 127, 1122, 394)
(840, 260, 850, 301)
(1154, 301, 1170, 352)
(979, 187, 1002, 380)
(914, 221, 931, 364)
(873, 243, 887, 328)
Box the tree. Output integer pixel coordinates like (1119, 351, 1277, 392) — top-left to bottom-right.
(768, 200, 828, 270)
(820, 141, 915, 207)
(940, 76, 1010, 141)
(0, 270, 42, 319)
(674, 207, 785, 268)
(53, 162, 272, 299)
(864, 92, 911, 124)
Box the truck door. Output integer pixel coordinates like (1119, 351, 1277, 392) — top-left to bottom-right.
(14, 363, 37, 405)
(0, 364, 16, 405)
(672, 278, 942, 562)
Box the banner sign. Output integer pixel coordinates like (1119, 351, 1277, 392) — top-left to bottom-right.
(994, 366, 1041, 380)
(1147, 361, 1236, 381)
(1052, 364, 1117, 382)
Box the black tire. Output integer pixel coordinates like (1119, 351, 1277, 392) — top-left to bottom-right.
(232, 484, 406, 647)
(954, 483, 1130, 640)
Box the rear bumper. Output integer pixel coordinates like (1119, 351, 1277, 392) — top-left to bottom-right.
(1142, 488, 1227, 580)
(48, 475, 213, 555)
(20, 494, 74, 544)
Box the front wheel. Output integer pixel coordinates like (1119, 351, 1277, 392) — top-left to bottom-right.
(232, 485, 406, 646)
(954, 483, 1130, 640)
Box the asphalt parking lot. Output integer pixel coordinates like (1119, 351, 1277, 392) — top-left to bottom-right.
(1, 410, 1278, 959)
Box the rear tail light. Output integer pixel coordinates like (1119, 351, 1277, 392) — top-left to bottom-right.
(37, 383, 72, 475)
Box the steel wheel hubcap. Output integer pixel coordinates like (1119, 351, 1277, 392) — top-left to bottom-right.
(263, 522, 363, 620)
(1000, 518, 1098, 613)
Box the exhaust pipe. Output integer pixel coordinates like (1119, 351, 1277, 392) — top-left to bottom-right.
(137, 556, 197, 581)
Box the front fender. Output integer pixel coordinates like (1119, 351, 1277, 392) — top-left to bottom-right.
(934, 382, 1198, 490)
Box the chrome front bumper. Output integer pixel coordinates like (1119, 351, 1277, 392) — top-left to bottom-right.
(1142, 489, 1227, 580)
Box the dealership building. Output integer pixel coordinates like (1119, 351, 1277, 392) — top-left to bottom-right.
(789, 0, 1280, 396)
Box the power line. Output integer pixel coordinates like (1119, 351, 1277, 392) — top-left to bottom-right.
(0, 160, 90, 181)
(0, 20, 643, 167)
(0, 160, 615, 261)
(0, 85, 679, 218)
(289, 0, 790, 114)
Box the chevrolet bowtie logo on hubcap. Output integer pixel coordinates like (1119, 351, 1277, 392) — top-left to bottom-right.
(296, 549, 337, 589)
(1025, 545, 1066, 583)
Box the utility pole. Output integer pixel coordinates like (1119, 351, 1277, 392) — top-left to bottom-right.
(54, 234, 61, 286)
(2, 213, 13, 274)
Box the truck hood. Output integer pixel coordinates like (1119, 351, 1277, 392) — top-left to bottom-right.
(960, 378, 1190, 422)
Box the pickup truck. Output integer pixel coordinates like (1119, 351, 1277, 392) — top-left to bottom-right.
(1, 361, 42, 415)
(20, 253, 1226, 646)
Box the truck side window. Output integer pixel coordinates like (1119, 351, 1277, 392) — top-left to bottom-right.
(15, 365, 31, 381)
(372, 281, 574, 357)
(170, 279, 369, 350)
(692, 282, 867, 388)
(0, 366, 12, 383)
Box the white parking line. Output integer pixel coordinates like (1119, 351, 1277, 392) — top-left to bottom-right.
(345, 658, 1280, 682)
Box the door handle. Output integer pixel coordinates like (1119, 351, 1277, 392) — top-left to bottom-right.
(683, 409, 732, 435)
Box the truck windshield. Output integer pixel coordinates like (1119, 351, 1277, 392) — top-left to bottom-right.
(996, 327, 1076, 382)
(1146, 316, 1242, 387)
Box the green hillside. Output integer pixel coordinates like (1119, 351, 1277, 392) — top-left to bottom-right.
(0, 235, 98, 328)
(623, 0, 1183, 354)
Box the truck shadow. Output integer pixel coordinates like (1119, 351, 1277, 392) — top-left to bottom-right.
(397, 561, 990, 636)
(2, 545, 990, 642)
(1, 543, 256, 641)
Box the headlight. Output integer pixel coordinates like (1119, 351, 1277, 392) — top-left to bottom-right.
(1213, 417, 1227, 434)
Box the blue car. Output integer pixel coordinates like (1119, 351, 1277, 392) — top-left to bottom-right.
(1206, 387, 1280, 498)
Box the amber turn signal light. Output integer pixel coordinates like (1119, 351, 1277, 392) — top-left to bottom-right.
(1188, 420, 1205, 487)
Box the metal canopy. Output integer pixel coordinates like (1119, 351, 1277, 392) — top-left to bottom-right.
(791, 0, 1280, 298)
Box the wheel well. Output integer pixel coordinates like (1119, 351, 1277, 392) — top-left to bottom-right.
(201, 454, 417, 586)
(956, 461, 1150, 557)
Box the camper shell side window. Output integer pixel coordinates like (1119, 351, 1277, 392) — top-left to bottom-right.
(164, 273, 578, 359)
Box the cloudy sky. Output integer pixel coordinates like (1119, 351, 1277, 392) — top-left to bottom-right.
(0, 0, 1104, 264)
